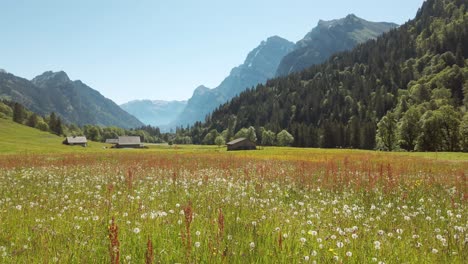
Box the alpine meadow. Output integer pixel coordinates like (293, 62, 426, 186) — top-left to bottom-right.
(0, 0, 467, 263)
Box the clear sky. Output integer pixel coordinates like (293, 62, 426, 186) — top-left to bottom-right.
(1, 0, 425, 104)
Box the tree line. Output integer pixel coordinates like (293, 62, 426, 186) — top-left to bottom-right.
(0, 100, 166, 144)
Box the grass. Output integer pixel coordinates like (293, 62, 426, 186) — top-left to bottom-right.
(1, 117, 467, 162)
(0, 118, 108, 154)
(0, 118, 467, 263)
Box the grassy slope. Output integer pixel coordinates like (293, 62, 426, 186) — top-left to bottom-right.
(0, 118, 107, 154)
(0, 117, 466, 161)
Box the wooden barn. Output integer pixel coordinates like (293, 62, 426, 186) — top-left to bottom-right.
(115, 136, 143, 148)
(63, 136, 87, 147)
(226, 138, 256, 151)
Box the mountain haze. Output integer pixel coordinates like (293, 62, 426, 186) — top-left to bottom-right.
(120, 99, 187, 128)
(0, 71, 144, 128)
(276, 14, 398, 76)
(172, 36, 295, 127)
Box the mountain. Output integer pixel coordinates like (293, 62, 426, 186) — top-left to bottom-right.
(198, 0, 467, 152)
(276, 14, 398, 76)
(120, 99, 187, 127)
(172, 36, 295, 127)
(0, 70, 144, 128)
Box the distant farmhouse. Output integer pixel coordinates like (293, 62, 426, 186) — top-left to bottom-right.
(63, 136, 87, 147)
(106, 136, 143, 148)
(226, 138, 256, 151)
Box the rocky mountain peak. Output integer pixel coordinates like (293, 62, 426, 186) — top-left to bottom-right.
(32, 71, 71, 86)
(193, 85, 211, 96)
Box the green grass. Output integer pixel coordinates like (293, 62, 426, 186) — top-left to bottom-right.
(1, 117, 467, 163)
(0, 118, 467, 263)
(0, 118, 107, 154)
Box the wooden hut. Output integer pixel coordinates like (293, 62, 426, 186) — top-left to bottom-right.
(226, 138, 256, 151)
(116, 136, 143, 148)
(63, 136, 87, 147)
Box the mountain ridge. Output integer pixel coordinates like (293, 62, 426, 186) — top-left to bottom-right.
(0, 70, 144, 128)
(120, 99, 187, 128)
(171, 36, 295, 127)
(276, 14, 398, 76)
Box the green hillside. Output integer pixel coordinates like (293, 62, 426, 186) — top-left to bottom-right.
(0, 118, 106, 154)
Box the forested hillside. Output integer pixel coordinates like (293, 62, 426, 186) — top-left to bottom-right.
(199, 0, 467, 151)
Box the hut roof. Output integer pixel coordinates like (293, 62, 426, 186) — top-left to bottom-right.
(66, 136, 87, 144)
(118, 136, 141, 145)
(105, 138, 119, 144)
(227, 138, 249, 145)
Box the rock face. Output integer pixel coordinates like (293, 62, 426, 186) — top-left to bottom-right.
(172, 36, 295, 127)
(0, 70, 144, 128)
(276, 14, 398, 76)
(120, 99, 187, 127)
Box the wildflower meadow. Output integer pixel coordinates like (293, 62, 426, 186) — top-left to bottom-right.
(0, 149, 466, 263)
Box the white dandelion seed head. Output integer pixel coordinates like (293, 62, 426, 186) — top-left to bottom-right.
(374, 241, 381, 250)
(249, 242, 255, 249)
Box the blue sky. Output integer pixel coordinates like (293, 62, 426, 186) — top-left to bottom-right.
(1, 0, 425, 104)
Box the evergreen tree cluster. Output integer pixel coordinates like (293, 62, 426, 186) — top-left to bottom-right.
(197, 0, 468, 151)
(1, 100, 65, 135)
(81, 124, 164, 144)
(170, 121, 295, 147)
